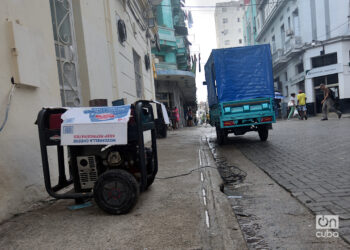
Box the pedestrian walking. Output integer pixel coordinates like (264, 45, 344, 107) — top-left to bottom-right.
(320, 84, 342, 120)
(297, 90, 307, 120)
(287, 93, 297, 120)
(187, 108, 193, 127)
(173, 106, 180, 129)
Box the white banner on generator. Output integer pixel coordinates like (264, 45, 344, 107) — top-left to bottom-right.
(60, 105, 131, 146)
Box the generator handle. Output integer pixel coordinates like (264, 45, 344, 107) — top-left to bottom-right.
(36, 108, 93, 199)
(135, 101, 158, 191)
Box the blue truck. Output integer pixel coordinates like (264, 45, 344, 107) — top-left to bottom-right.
(204, 44, 276, 145)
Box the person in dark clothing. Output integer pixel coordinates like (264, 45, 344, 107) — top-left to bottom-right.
(320, 84, 342, 121)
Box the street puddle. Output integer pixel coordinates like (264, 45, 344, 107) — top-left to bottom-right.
(207, 136, 270, 250)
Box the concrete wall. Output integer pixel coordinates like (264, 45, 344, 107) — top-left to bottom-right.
(0, 0, 62, 221)
(0, 0, 157, 222)
(304, 41, 350, 101)
(73, 0, 155, 105)
(256, 0, 350, 114)
(259, 0, 350, 47)
(215, 1, 245, 48)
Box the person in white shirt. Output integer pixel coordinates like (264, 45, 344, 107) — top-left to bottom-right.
(287, 93, 296, 120)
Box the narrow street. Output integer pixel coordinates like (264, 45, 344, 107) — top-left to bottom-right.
(1, 118, 350, 249)
(229, 115, 350, 244)
(204, 115, 350, 249)
(0, 128, 246, 250)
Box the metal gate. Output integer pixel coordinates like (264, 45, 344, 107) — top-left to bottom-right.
(49, 0, 82, 106)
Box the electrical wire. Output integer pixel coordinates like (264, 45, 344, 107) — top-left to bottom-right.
(156, 0, 296, 11)
(317, 20, 349, 40)
(0, 83, 16, 133)
(155, 165, 218, 179)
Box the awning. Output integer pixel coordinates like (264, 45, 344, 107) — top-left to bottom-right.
(156, 69, 196, 105)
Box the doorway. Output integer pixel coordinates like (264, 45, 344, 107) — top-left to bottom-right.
(313, 74, 339, 113)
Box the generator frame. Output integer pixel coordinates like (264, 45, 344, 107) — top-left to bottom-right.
(36, 100, 158, 204)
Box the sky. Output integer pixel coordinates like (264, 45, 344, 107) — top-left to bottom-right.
(187, 0, 233, 103)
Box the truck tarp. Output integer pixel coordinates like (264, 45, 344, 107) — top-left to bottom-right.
(205, 44, 274, 107)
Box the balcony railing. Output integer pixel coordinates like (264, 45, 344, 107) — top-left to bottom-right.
(272, 48, 284, 63)
(158, 26, 176, 45)
(284, 36, 303, 54)
(155, 62, 177, 70)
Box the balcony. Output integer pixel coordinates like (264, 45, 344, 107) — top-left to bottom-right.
(256, 0, 289, 41)
(284, 36, 303, 54)
(272, 49, 284, 63)
(158, 26, 176, 47)
(155, 62, 177, 71)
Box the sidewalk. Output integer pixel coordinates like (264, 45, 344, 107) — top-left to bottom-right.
(0, 127, 246, 250)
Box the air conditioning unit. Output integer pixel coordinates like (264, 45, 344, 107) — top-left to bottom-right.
(286, 29, 294, 37)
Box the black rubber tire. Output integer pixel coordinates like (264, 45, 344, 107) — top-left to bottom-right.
(94, 169, 139, 215)
(216, 126, 225, 145)
(258, 125, 269, 141)
(159, 125, 167, 138)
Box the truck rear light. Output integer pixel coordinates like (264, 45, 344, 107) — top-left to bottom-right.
(223, 121, 235, 126)
(261, 116, 273, 122)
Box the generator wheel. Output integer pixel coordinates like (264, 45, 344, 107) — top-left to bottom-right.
(94, 169, 139, 215)
(258, 125, 269, 141)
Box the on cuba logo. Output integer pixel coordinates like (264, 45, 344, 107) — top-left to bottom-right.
(95, 113, 115, 121)
(84, 105, 130, 122)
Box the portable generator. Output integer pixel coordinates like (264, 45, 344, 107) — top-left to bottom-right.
(36, 101, 160, 214)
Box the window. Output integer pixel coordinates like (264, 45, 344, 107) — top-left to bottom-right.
(296, 63, 304, 74)
(222, 29, 228, 35)
(222, 7, 227, 12)
(157, 55, 165, 62)
(133, 50, 143, 98)
(237, 17, 240, 22)
(288, 17, 291, 30)
(280, 24, 285, 49)
(224, 40, 230, 45)
(284, 72, 288, 81)
(239, 39, 242, 44)
(311, 53, 338, 68)
(298, 81, 305, 92)
(223, 18, 228, 24)
(285, 86, 289, 97)
(313, 74, 339, 87)
(293, 9, 300, 36)
(271, 35, 276, 52)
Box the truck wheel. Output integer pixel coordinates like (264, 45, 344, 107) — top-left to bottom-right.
(216, 126, 225, 145)
(258, 125, 269, 141)
(160, 125, 167, 138)
(94, 169, 139, 214)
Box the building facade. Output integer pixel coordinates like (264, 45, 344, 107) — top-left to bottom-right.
(153, 0, 196, 127)
(252, 0, 350, 116)
(0, 0, 158, 222)
(215, 1, 245, 48)
(243, 0, 258, 45)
